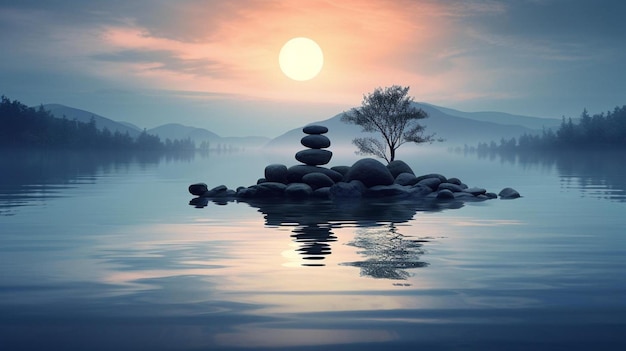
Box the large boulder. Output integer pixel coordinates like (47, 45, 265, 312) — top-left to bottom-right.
(345, 158, 394, 188)
(264, 164, 288, 184)
(499, 187, 521, 199)
(295, 149, 332, 166)
(285, 183, 313, 198)
(302, 172, 335, 190)
(387, 160, 414, 178)
(301, 134, 331, 149)
(189, 183, 208, 196)
(303, 125, 328, 134)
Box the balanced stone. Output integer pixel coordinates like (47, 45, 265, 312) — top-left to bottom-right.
(295, 149, 332, 166)
(301, 134, 331, 149)
(303, 125, 328, 134)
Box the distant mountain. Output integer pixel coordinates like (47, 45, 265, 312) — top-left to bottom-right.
(147, 123, 270, 149)
(421, 103, 561, 130)
(42, 104, 141, 137)
(265, 103, 548, 151)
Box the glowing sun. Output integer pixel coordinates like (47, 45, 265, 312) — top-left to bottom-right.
(279, 37, 324, 81)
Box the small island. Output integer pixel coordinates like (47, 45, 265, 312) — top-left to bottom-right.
(189, 124, 520, 208)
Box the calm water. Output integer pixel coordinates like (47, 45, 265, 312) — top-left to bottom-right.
(1, 148, 625, 350)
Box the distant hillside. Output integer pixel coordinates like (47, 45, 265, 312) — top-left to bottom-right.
(422, 103, 561, 130)
(42, 104, 141, 137)
(147, 123, 270, 149)
(265, 103, 541, 152)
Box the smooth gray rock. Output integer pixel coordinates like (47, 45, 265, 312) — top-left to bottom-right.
(349, 180, 367, 193)
(395, 172, 418, 186)
(285, 183, 313, 198)
(499, 187, 521, 199)
(295, 149, 332, 166)
(454, 192, 476, 199)
(254, 182, 287, 197)
(366, 184, 411, 198)
(287, 165, 343, 183)
(302, 172, 335, 190)
(329, 182, 362, 200)
(387, 160, 414, 178)
(464, 187, 487, 196)
(301, 134, 331, 149)
(447, 177, 462, 185)
(264, 164, 289, 184)
(205, 184, 228, 196)
(409, 184, 433, 197)
(257, 178, 267, 184)
(436, 189, 455, 200)
(189, 183, 208, 196)
(330, 165, 350, 178)
(313, 187, 331, 199)
(485, 192, 498, 199)
(415, 173, 448, 183)
(303, 125, 328, 134)
(417, 177, 442, 191)
(438, 183, 465, 192)
(345, 158, 394, 188)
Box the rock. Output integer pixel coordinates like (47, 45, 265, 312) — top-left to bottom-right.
(387, 160, 414, 178)
(189, 183, 208, 196)
(415, 173, 447, 183)
(464, 187, 487, 196)
(301, 134, 331, 149)
(485, 192, 498, 199)
(189, 197, 209, 208)
(285, 183, 313, 198)
(438, 183, 465, 192)
(303, 125, 328, 134)
(257, 178, 267, 184)
(454, 192, 476, 199)
(416, 177, 441, 191)
(330, 165, 350, 178)
(409, 184, 433, 197)
(447, 177, 462, 185)
(366, 184, 411, 198)
(295, 149, 332, 166)
(349, 180, 367, 193)
(499, 187, 521, 199)
(302, 172, 335, 190)
(345, 158, 394, 188)
(329, 182, 363, 200)
(204, 184, 228, 196)
(254, 182, 287, 197)
(436, 189, 455, 200)
(287, 165, 343, 183)
(395, 172, 418, 186)
(313, 187, 331, 199)
(264, 164, 289, 184)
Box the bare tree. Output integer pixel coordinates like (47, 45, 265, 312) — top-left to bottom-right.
(341, 85, 437, 163)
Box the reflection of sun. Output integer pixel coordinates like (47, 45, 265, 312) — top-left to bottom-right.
(279, 37, 324, 81)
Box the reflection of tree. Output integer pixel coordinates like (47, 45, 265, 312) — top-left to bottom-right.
(343, 223, 428, 280)
(225, 198, 455, 269)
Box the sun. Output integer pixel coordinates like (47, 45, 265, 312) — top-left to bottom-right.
(279, 37, 324, 81)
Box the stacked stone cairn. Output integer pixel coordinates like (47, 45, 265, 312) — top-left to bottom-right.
(188, 124, 521, 203)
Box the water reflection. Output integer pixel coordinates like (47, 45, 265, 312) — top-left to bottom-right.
(0, 149, 194, 215)
(207, 198, 459, 273)
(469, 148, 626, 202)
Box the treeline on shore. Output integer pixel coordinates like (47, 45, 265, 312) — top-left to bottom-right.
(473, 106, 626, 153)
(0, 96, 194, 151)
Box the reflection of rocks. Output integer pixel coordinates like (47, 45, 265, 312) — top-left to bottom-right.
(343, 224, 429, 281)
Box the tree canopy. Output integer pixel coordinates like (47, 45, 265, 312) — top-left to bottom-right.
(341, 85, 437, 163)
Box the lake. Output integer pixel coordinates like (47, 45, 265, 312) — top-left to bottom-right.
(1, 147, 625, 350)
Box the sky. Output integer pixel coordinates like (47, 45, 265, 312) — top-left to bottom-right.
(1, 0, 625, 138)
